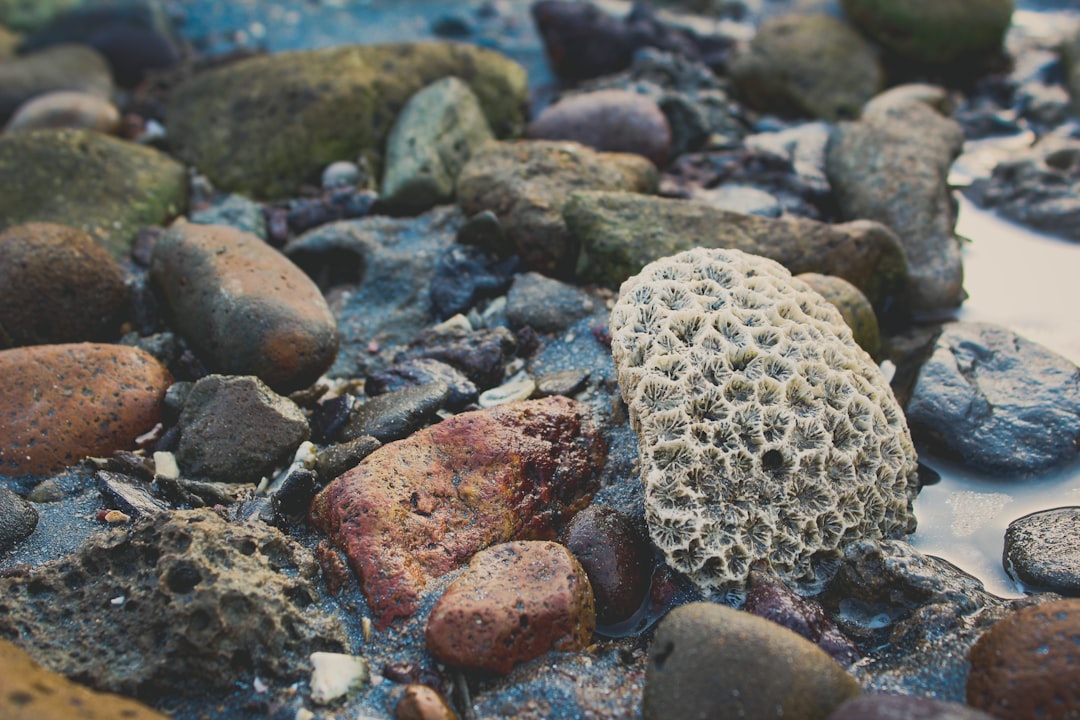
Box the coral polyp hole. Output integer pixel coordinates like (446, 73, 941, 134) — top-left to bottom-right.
(762, 449, 784, 472)
(165, 563, 203, 594)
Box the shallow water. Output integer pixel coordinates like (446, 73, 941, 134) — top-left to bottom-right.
(910, 195, 1080, 598)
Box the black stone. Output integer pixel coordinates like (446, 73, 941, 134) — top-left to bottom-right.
(1004, 507, 1080, 595)
(0, 486, 38, 552)
(429, 245, 519, 320)
(366, 358, 477, 411)
(339, 382, 450, 444)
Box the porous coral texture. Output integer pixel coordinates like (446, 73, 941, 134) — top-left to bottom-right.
(610, 248, 918, 593)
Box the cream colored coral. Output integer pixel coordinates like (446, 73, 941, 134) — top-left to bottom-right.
(610, 248, 918, 593)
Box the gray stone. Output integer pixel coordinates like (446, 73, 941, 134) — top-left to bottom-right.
(0, 487, 37, 552)
(730, 13, 883, 121)
(366, 357, 477, 411)
(827, 100, 966, 314)
(1004, 507, 1080, 594)
(176, 374, 310, 485)
(906, 322, 1080, 475)
(339, 381, 450, 444)
(827, 694, 997, 720)
(965, 134, 1080, 242)
(0, 44, 112, 123)
(189, 194, 268, 241)
(381, 76, 493, 214)
(643, 602, 860, 720)
(691, 184, 782, 217)
(506, 272, 598, 334)
(1067, 28, 1080, 119)
(744, 121, 831, 197)
(566, 190, 908, 317)
(322, 161, 360, 189)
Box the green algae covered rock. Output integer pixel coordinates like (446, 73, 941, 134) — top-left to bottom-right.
(730, 14, 884, 121)
(0, 129, 187, 259)
(168, 42, 528, 200)
(841, 0, 1013, 66)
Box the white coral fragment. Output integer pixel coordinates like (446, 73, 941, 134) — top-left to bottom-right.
(309, 652, 370, 705)
(610, 248, 918, 593)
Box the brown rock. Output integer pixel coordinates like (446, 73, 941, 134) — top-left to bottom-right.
(425, 540, 596, 674)
(456, 140, 657, 278)
(0, 638, 167, 720)
(4, 90, 121, 134)
(0, 222, 129, 348)
(0, 343, 171, 476)
(150, 220, 339, 393)
(396, 684, 460, 720)
(967, 598, 1080, 719)
(309, 396, 606, 626)
(796, 272, 880, 357)
(526, 89, 672, 166)
(562, 504, 649, 625)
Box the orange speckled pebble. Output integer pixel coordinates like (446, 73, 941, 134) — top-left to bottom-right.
(0, 638, 168, 720)
(0, 343, 171, 476)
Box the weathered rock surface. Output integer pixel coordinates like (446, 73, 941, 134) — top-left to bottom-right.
(338, 382, 449, 444)
(0, 129, 187, 259)
(457, 140, 657, 278)
(0, 638, 169, 720)
(967, 598, 1080, 719)
(506, 271, 599, 334)
(395, 324, 518, 390)
(526, 89, 672, 166)
(425, 540, 596, 674)
(381, 76, 493, 214)
(730, 13, 883, 121)
(610, 248, 918, 594)
(0, 509, 348, 696)
(1004, 507, 1080, 594)
(643, 602, 861, 720)
(0, 222, 128, 348)
(175, 374, 310, 485)
(906, 322, 1080, 475)
(0, 343, 171, 476)
(0, 44, 111, 123)
(309, 396, 606, 626)
(827, 100, 965, 314)
(0, 487, 37, 552)
(168, 42, 527, 199)
(568, 190, 908, 318)
(841, 0, 1013, 67)
(365, 358, 477, 412)
(151, 221, 339, 393)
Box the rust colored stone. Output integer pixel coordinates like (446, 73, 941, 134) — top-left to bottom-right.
(424, 540, 596, 674)
(0, 639, 168, 720)
(396, 684, 460, 720)
(309, 396, 605, 626)
(150, 220, 339, 393)
(967, 598, 1080, 720)
(0, 222, 129, 348)
(316, 540, 351, 596)
(0, 343, 171, 476)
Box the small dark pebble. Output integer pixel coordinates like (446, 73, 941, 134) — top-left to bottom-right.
(313, 435, 382, 482)
(563, 505, 649, 625)
(398, 326, 517, 390)
(430, 244, 519, 320)
(316, 540, 352, 596)
(431, 14, 473, 38)
(95, 470, 169, 519)
(0, 487, 39, 553)
(456, 209, 512, 258)
(744, 569, 860, 667)
(535, 369, 589, 397)
(285, 187, 378, 235)
(271, 468, 318, 522)
(339, 382, 450, 444)
(366, 358, 478, 412)
(310, 394, 357, 444)
(383, 661, 447, 695)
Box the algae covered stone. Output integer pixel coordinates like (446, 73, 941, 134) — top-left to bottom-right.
(0, 129, 187, 259)
(609, 248, 918, 594)
(168, 42, 527, 199)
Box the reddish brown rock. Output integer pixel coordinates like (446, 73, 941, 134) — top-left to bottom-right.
(0, 638, 168, 720)
(309, 396, 606, 626)
(396, 684, 459, 720)
(0, 343, 171, 476)
(527, 89, 672, 167)
(562, 504, 649, 625)
(967, 598, 1080, 720)
(424, 540, 596, 674)
(150, 220, 339, 393)
(0, 222, 129, 348)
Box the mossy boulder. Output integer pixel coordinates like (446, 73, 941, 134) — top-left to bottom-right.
(0, 129, 187, 259)
(730, 14, 884, 121)
(841, 0, 1013, 67)
(168, 42, 528, 200)
(0, 0, 79, 32)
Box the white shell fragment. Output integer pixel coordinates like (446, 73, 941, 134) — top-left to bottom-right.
(309, 651, 370, 705)
(610, 248, 919, 593)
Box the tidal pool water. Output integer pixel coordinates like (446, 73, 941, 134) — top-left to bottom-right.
(910, 195, 1080, 598)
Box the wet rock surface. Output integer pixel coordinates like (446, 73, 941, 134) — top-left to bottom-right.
(827, 694, 998, 720)
(0, 487, 37, 552)
(310, 396, 606, 626)
(0, 508, 348, 697)
(906, 321, 1080, 475)
(562, 504, 649, 625)
(1003, 507, 1080, 594)
(425, 540, 596, 674)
